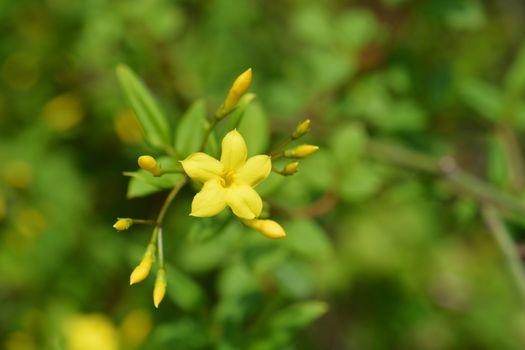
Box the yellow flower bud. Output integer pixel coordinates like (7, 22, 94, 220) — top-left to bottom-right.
(284, 145, 319, 158)
(243, 219, 286, 239)
(113, 218, 133, 231)
(153, 268, 167, 308)
(130, 245, 155, 285)
(282, 162, 299, 176)
(292, 119, 311, 139)
(218, 68, 252, 118)
(138, 155, 161, 176)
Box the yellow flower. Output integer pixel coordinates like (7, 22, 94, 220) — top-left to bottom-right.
(181, 129, 271, 220)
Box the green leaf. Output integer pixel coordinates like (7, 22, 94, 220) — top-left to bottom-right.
(329, 122, 368, 165)
(175, 99, 207, 158)
(335, 9, 381, 50)
(487, 136, 508, 188)
(148, 319, 210, 349)
(204, 129, 220, 158)
(505, 44, 525, 96)
(269, 301, 328, 331)
(237, 101, 270, 155)
(165, 263, 206, 311)
(298, 149, 337, 192)
(126, 172, 183, 198)
(283, 220, 332, 259)
(217, 262, 260, 298)
(339, 162, 385, 202)
(273, 260, 315, 298)
(226, 93, 256, 129)
(459, 78, 503, 122)
(249, 301, 328, 350)
(126, 157, 183, 198)
(116, 64, 171, 150)
(444, 0, 485, 31)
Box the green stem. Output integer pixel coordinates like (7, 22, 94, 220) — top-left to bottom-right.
(131, 219, 157, 225)
(271, 151, 284, 160)
(270, 137, 293, 157)
(148, 177, 188, 266)
(158, 169, 185, 176)
(481, 205, 525, 303)
(157, 227, 165, 269)
(200, 118, 218, 151)
(165, 145, 178, 158)
(156, 177, 188, 225)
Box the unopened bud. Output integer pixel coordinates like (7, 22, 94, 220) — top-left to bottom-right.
(138, 155, 161, 176)
(113, 218, 133, 231)
(292, 119, 311, 139)
(153, 268, 167, 308)
(217, 68, 253, 118)
(130, 244, 155, 285)
(243, 219, 286, 239)
(284, 145, 319, 158)
(282, 162, 299, 176)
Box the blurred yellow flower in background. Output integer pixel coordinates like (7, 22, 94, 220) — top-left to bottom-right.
(119, 309, 152, 348)
(41, 93, 84, 132)
(181, 129, 271, 220)
(64, 314, 118, 350)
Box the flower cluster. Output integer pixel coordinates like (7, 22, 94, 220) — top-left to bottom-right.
(113, 68, 318, 307)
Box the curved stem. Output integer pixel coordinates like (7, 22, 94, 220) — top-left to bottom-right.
(270, 137, 292, 157)
(156, 177, 188, 225)
(147, 177, 188, 265)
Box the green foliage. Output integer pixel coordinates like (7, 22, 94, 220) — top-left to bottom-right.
(175, 99, 207, 158)
(116, 64, 171, 150)
(126, 157, 183, 198)
(3, 1, 525, 349)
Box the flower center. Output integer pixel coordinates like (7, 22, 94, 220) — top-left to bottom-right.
(222, 171, 235, 187)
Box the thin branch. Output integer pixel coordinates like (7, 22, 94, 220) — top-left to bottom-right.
(368, 140, 525, 217)
(499, 125, 525, 190)
(481, 204, 525, 303)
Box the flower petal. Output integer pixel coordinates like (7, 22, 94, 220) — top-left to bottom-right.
(226, 185, 263, 219)
(181, 152, 224, 183)
(234, 155, 271, 187)
(220, 129, 247, 172)
(191, 180, 227, 217)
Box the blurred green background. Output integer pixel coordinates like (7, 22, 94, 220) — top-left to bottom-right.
(3, 0, 525, 349)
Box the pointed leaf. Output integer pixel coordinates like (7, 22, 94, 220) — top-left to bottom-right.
(175, 99, 207, 157)
(116, 64, 171, 150)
